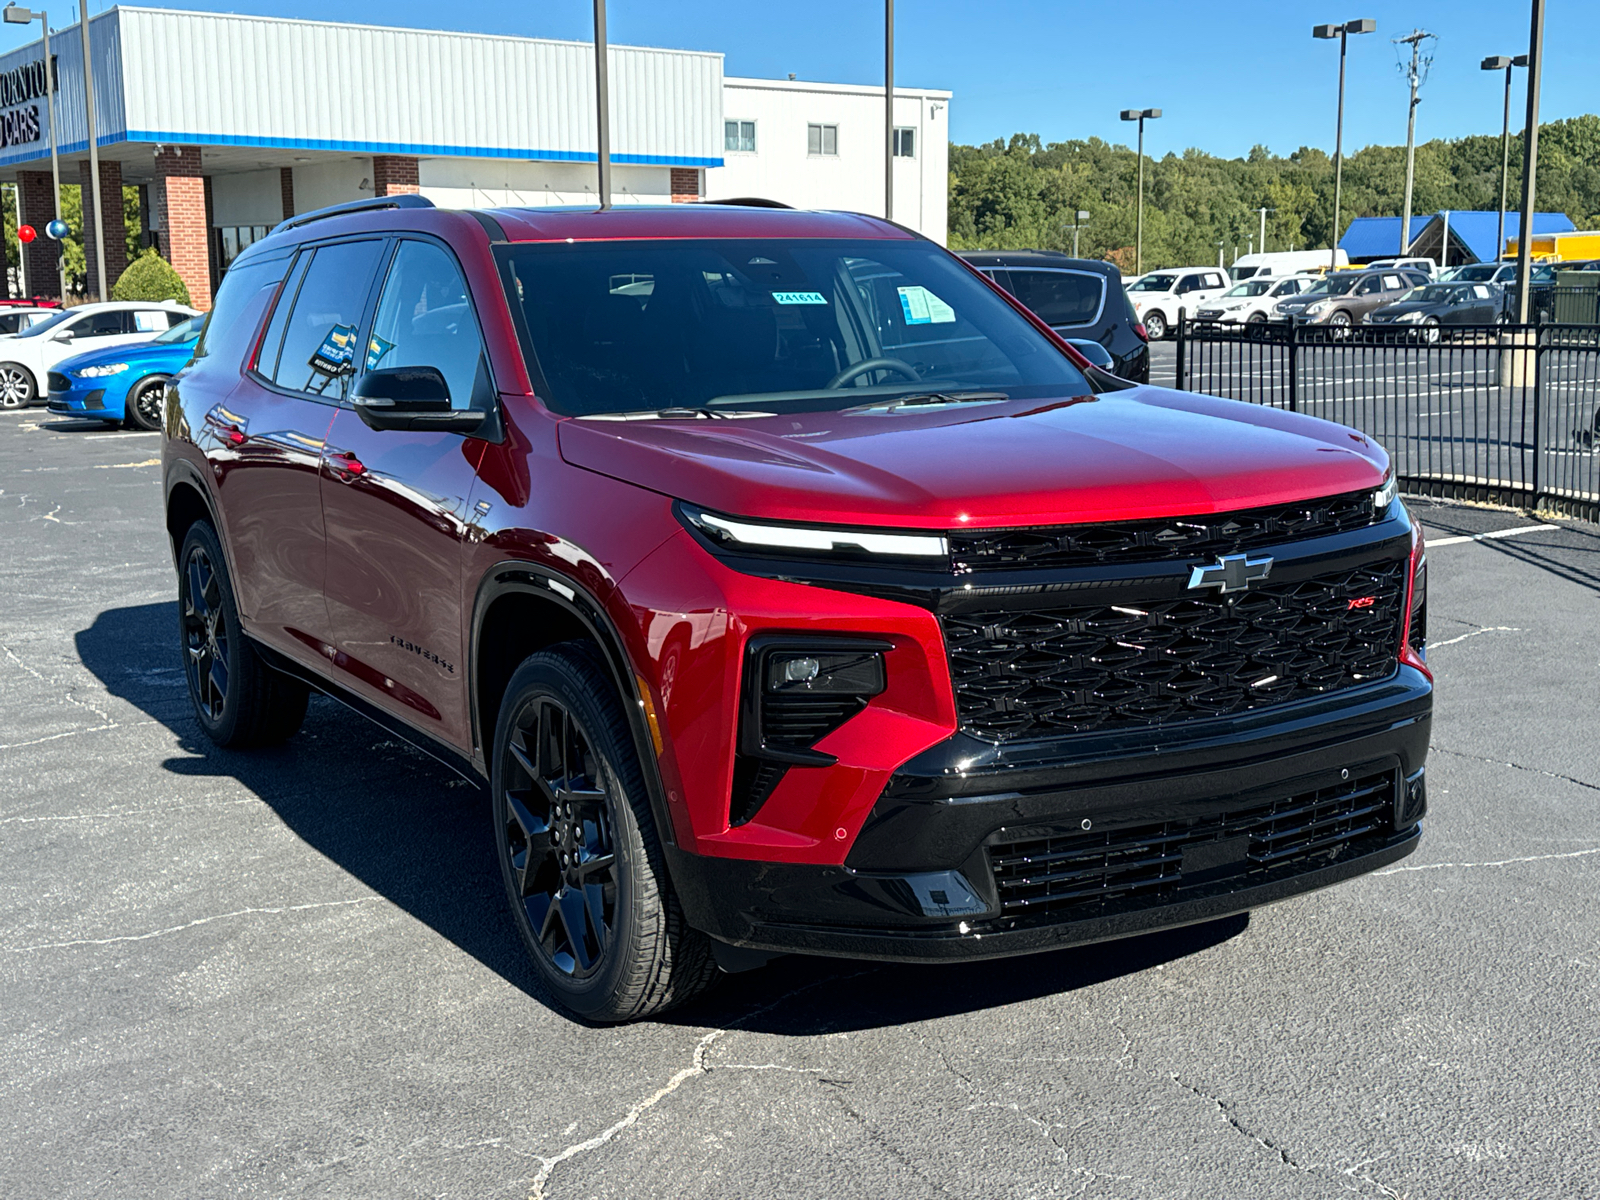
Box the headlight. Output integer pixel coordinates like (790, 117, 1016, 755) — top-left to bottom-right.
(1306, 301, 1331, 315)
(681, 505, 949, 559)
(76, 362, 130, 378)
(1393, 311, 1424, 324)
(1373, 471, 1398, 511)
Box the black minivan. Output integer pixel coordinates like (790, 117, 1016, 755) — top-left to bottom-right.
(959, 250, 1149, 383)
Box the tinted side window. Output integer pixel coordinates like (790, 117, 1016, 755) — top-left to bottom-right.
(1177, 275, 1203, 294)
(1005, 270, 1104, 326)
(194, 254, 292, 365)
(268, 240, 385, 399)
(1356, 277, 1381, 295)
(0, 314, 19, 334)
(86, 310, 130, 335)
(366, 240, 491, 410)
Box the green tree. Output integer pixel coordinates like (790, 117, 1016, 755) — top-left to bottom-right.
(112, 247, 191, 306)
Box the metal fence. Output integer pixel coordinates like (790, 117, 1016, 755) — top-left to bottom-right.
(1174, 320, 1600, 522)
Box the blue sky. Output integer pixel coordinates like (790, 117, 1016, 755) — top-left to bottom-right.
(12, 0, 1595, 160)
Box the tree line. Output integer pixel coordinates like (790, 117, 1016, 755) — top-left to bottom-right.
(948, 115, 1600, 270)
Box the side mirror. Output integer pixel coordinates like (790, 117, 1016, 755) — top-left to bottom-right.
(52, 330, 74, 342)
(352, 366, 485, 434)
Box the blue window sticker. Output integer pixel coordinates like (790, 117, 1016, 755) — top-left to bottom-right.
(897, 285, 957, 325)
(771, 291, 829, 305)
(308, 323, 358, 376)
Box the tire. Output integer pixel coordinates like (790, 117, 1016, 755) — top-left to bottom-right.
(1421, 317, 1441, 345)
(177, 521, 309, 748)
(492, 642, 717, 1022)
(1328, 310, 1353, 328)
(1142, 310, 1168, 341)
(125, 375, 168, 431)
(0, 362, 35, 408)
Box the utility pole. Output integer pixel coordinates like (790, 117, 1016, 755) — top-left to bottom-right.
(2, 4, 64, 298)
(1513, 0, 1545, 323)
(593, 0, 610, 209)
(1314, 20, 1376, 271)
(1258, 206, 1275, 256)
(1482, 54, 1528, 263)
(1394, 28, 1435, 255)
(1065, 209, 1090, 257)
(78, 1, 105, 300)
(1119, 108, 1161, 276)
(884, 0, 894, 222)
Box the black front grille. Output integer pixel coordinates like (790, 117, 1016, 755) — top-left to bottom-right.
(47, 371, 71, 393)
(943, 558, 1407, 742)
(949, 491, 1380, 572)
(988, 770, 1396, 923)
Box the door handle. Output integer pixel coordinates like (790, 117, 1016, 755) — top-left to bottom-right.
(203, 407, 248, 445)
(326, 449, 366, 482)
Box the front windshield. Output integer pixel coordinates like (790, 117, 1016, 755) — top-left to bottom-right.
(1532, 264, 1558, 282)
(1303, 274, 1360, 297)
(1411, 285, 1467, 304)
(17, 308, 78, 338)
(1223, 280, 1272, 298)
(1128, 274, 1177, 292)
(154, 314, 203, 344)
(1452, 265, 1496, 282)
(500, 238, 1092, 417)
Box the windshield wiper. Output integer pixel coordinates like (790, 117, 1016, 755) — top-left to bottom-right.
(844, 391, 1010, 413)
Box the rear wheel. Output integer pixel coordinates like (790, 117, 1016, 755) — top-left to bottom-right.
(492, 643, 716, 1022)
(177, 521, 309, 747)
(1142, 310, 1168, 341)
(0, 362, 35, 408)
(126, 376, 168, 431)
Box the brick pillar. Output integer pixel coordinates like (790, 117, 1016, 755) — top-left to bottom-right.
(78, 158, 128, 299)
(280, 167, 295, 219)
(371, 155, 419, 196)
(154, 146, 212, 311)
(18, 170, 61, 300)
(670, 167, 702, 203)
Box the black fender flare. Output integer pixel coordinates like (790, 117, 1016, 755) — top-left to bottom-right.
(469, 561, 679, 848)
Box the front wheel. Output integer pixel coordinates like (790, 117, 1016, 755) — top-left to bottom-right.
(1142, 310, 1168, 341)
(1328, 310, 1353, 328)
(1421, 317, 1441, 345)
(126, 376, 168, 431)
(0, 362, 35, 408)
(492, 643, 717, 1022)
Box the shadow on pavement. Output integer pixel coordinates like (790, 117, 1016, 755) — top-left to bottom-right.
(77, 599, 1245, 1028)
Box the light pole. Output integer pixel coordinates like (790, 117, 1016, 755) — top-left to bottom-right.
(1313, 19, 1376, 271)
(76, 1, 105, 300)
(1066, 209, 1090, 257)
(1482, 53, 1528, 264)
(884, 0, 894, 222)
(1119, 107, 1160, 276)
(1513, 0, 1545, 324)
(1394, 29, 1436, 256)
(1257, 206, 1275, 256)
(592, 0, 610, 208)
(3, 3, 64, 299)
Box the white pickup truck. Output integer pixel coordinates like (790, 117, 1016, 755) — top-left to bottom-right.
(1124, 268, 1231, 339)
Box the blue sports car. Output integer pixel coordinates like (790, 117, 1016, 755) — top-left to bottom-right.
(47, 314, 204, 429)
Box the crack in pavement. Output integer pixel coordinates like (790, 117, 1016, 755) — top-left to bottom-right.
(1378, 845, 1600, 875)
(1431, 745, 1600, 794)
(1427, 625, 1523, 649)
(526, 969, 876, 1200)
(2, 896, 381, 952)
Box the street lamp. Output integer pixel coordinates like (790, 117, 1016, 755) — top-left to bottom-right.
(1119, 107, 1160, 276)
(2, 3, 64, 300)
(1065, 209, 1090, 257)
(1481, 54, 1528, 264)
(1512, 0, 1546, 324)
(1313, 19, 1376, 271)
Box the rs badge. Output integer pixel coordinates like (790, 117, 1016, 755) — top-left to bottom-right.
(1187, 553, 1274, 594)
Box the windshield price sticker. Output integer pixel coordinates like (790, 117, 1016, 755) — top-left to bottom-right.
(771, 291, 829, 305)
(897, 286, 957, 325)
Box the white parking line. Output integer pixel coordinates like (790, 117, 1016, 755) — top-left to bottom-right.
(1425, 523, 1557, 548)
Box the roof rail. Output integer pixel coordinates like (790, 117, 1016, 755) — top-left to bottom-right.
(271, 193, 435, 236)
(696, 197, 793, 209)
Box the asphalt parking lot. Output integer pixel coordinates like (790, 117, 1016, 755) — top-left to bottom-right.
(3, 407, 1598, 1200)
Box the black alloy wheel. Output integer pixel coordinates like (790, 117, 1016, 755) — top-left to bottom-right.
(176, 522, 309, 747)
(492, 643, 716, 1021)
(127, 376, 168, 431)
(0, 362, 35, 408)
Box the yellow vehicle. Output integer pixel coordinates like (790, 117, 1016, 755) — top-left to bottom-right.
(1506, 230, 1600, 262)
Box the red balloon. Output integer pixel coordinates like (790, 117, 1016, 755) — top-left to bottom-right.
(17, 225, 35, 244)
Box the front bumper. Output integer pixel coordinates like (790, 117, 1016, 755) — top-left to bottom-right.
(669, 666, 1429, 962)
(47, 378, 122, 417)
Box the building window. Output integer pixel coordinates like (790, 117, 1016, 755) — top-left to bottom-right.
(724, 120, 756, 153)
(807, 123, 838, 157)
(893, 127, 916, 158)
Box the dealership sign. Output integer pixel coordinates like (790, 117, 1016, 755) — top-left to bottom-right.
(0, 57, 55, 149)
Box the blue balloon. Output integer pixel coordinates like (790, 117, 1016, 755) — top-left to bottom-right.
(45, 218, 69, 240)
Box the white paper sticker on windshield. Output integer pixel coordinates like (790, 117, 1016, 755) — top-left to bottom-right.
(772, 291, 828, 305)
(897, 286, 956, 325)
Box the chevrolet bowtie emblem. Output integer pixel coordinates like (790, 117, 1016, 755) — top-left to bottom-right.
(1187, 553, 1274, 594)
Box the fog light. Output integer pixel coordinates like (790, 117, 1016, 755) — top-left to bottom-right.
(765, 650, 885, 696)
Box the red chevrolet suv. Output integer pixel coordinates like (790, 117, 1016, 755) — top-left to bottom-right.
(162, 196, 1430, 1021)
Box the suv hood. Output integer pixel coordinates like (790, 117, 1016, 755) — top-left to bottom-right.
(557, 386, 1387, 529)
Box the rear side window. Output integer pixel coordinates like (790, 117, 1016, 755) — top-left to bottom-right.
(194, 254, 292, 365)
(1004, 269, 1105, 327)
(265, 240, 385, 399)
(85, 310, 130, 335)
(366, 240, 492, 410)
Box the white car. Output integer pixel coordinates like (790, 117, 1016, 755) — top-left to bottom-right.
(0, 306, 58, 336)
(1124, 268, 1232, 339)
(0, 300, 198, 408)
(1194, 275, 1321, 325)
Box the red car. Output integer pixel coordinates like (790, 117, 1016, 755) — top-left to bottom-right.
(162, 197, 1430, 1021)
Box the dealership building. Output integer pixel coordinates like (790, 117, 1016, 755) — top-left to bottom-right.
(0, 6, 951, 308)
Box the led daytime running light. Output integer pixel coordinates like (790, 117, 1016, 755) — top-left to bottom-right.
(693, 510, 948, 558)
(1373, 473, 1398, 511)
